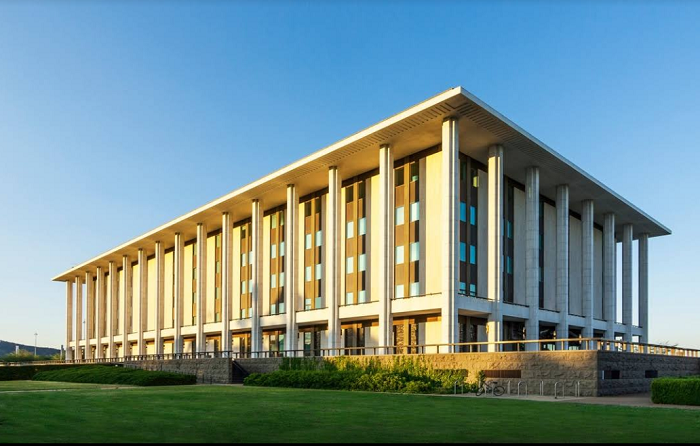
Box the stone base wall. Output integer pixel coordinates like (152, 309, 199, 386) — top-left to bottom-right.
(597, 351, 700, 396)
(234, 351, 700, 397)
(125, 359, 232, 384)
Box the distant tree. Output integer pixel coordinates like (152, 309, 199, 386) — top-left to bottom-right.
(0, 349, 53, 363)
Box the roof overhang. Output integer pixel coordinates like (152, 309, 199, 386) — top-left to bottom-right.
(53, 87, 670, 282)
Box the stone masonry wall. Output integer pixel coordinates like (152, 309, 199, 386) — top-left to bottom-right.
(597, 351, 700, 396)
(125, 358, 232, 384)
(234, 351, 599, 397)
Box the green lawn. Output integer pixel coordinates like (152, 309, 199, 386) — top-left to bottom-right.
(0, 383, 699, 443)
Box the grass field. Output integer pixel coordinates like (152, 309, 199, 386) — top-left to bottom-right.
(0, 382, 699, 443)
(0, 381, 121, 392)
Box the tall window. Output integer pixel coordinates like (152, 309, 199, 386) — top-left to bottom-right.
(214, 233, 222, 322)
(303, 194, 324, 310)
(395, 159, 420, 299)
(269, 209, 286, 315)
(344, 179, 368, 305)
(239, 221, 253, 318)
(459, 156, 482, 297)
(503, 180, 515, 303)
(191, 242, 197, 325)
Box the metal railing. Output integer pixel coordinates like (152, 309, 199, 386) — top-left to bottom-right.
(4, 337, 698, 366)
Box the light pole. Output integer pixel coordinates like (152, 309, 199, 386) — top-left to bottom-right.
(34, 332, 38, 357)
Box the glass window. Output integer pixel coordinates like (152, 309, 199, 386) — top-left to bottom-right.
(410, 282, 420, 297)
(410, 242, 420, 262)
(346, 257, 354, 274)
(395, 167, 404, 187)
(305, 266, 312, 282)
(241, 252, 247, 267)
(459, 282, 467, 293)
(305, 234, 312, 250)
(271, 244, 277, 259)
(470, 283, 477, 297)
(358, 217, 366, 236)
(358, 290, 367, 303)
(271, 214, 277, 229)
(279, 302, 285, 314)
(507, 256, 513, 274)
(395, 246, 404, 265)
(358, 254, 367, 272)
(305, 298, 311, 310)
(346, 187, 354, 203)
(241, 281, 247, 294)
(395, 206, 404, 226)
(279, 272, 285, 286)
(346, 221, 354, 239)
(472, 169, 479, 188)
(460, 202, 467, 222)
(270, 303, 277, 315)
(470, 245, 477, 265)
(315, 230, 323, 247)
(395, 284, 404, 299)
(280, 241, 285, 256)
(249, 251, 253, 264)
(271, 274, 277, 289)
(470, 206, 477, 226)
(346, 292, 353, 305)
(410, 202, 420, 222)
(315, 296, 322, 309)
(460, 243, 467, 262)
(507, 221, 513, 239)
(249, 280, 253, 294)
(410, 162, 419, 182)
(315, 263, 322, 279)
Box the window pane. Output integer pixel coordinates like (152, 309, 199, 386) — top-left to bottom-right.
(315, 263, 322, 279)
(315, 296, 322, 308)
(271, 214, 277, 229)
(470, 245, 477, 265)
(346, 257, 354, 274)
(280, 241, 285, 256)
(395, 285, 404, 299)
(459, 282, 467, 292)
(358, 254, 366, 272)
(346, 221, 354, 239)
(470, 283, 477, 296)
(410, 162, 419, 182)
(279, 302, 285, 314)
(270, 303, 277, 315)
(241, 281, 247, 294)
(470, 206, 477, 226)
(271, 274, 277, 288)
(395, 167, 404, 187)
(358, 290, 367, 303)
(241, 253, 247, 267)
(316, 230, 323, 247)
(358, 217, 367, 236)
(305, 266, 312, 282)
(271, 244, 277, 259)
(395, 246, 404, 265)
(395, 206, 404, 226)
(410, 242, 419, 262)
(460, 202, 467, 222)
(279, 272, 285, 286)
(346, 292, 353, 305)
(410, 282, 420, 297)
(305, 234, 312, 249)
(410, 202, 420, 222)
(460, 243, 467, 262)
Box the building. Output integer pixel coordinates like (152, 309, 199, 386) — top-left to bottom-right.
(53, 87, 670, 361)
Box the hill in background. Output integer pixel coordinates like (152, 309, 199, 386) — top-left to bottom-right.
(0, 340, 60, 357)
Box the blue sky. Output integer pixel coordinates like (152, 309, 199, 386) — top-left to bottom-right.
(1, 0, 698, 348)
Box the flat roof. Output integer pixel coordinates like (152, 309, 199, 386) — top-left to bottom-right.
(53, 87, 670, 282)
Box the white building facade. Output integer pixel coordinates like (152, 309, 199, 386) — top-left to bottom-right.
(55, 88, 669, 360)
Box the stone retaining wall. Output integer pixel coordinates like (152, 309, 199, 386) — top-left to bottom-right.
(234, 351, 700, 397)
(125, 359, 231, 384)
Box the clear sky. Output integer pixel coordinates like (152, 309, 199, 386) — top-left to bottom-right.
(1, 0, 698, 349)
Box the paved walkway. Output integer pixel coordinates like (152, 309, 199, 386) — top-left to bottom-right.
(450, 392, 700, 410)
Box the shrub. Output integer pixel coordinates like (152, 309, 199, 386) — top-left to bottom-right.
(651, 377, 700, 406)
(245, 357, 476, 394)
(33, 366, 196, 386)
(0, 364, 91, 381)
(0, 350, 55, 363)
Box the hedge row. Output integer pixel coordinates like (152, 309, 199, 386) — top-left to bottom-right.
(33, 366, 196, 386)
(245, 356, 478, 394)
(0, 364, 90, 381)
(651, 377, 700, 406)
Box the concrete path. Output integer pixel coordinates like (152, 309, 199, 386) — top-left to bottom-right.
(450, 391, 700, 410)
